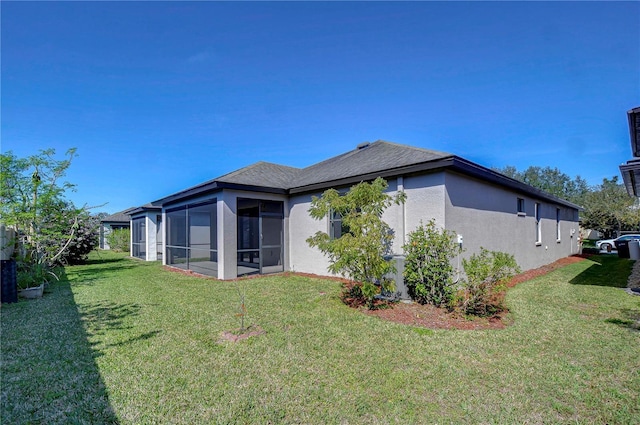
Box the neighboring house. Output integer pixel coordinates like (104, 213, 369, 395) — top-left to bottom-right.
(130, 141, 581, 281)
(99, 208, 136, 250)
(620, 107, 640, 196)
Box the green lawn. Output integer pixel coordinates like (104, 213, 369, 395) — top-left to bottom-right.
(2, 251, 639, 424)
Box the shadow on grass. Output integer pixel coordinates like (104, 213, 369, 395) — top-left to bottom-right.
(569, 255, 633, 288)
(605, 308, 640, 331)
(1, 268, 121, 423)
(78, 301, 161, 355)
(83, 254, 129, 265)
(68, 260, 139, 287)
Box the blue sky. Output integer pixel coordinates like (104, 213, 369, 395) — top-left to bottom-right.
(2, 1, 639, 214)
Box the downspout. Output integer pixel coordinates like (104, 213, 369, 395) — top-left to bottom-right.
(398, 176, 405, 249)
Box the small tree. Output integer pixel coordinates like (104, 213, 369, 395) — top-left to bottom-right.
(306, 177, 405, 308)
(0, 148, 97, 271)
(403, 220, 460, 307)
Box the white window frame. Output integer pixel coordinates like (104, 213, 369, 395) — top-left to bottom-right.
(535, 202, 542, 245)
(517, 197, 526, 216)
(556, 208, 561, 242)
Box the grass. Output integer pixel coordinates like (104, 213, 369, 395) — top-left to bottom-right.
(2, 251, 639, 424)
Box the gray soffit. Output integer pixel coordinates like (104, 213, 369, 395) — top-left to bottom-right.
(629, 107, 640, 157)
(620, 159, 640, 197)
(620, 107, 640, 197)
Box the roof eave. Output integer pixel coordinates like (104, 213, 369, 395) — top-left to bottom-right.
(159, 181, 288, 208)
(289, 157, 456, 194)
(450, 157, 582, 210)
(620, 161, 640, 197)
(129, 205, 162, 216)
(628, 108, 640, 157)
(290, 155, 580, 210)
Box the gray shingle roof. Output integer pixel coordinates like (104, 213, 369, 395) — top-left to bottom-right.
(145, 140, 578, 210)
(101, 207, 136, 223)
(153, 141, 453, 204)
(292, 140, 452, 189)
(216, 161, 301, 188)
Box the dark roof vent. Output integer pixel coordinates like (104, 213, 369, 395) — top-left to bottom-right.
(356, 141, 370, 150)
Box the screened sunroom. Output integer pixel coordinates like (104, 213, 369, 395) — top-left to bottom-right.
(130, 205, 162, 262)
(165, 199, 218, 277)
(236, 198, 284, 276)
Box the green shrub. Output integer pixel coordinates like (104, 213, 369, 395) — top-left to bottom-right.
(107, 228, 130, 252)
(403, 220, 460, 307)
(457, 248, 520, 316)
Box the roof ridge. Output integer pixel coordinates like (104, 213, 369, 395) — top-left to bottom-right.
(300, 146, 363, 171)
(371, 140, 452, 156)
(218, 160, 300, 178)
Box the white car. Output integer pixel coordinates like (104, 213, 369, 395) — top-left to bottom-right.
(596, 234, 640, 251)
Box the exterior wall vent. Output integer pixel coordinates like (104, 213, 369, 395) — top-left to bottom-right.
(357, 142, 370, 150)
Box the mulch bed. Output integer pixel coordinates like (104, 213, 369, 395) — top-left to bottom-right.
(365, 255, 589, 330)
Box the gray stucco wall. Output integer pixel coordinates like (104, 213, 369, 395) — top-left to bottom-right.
(288, 193, 333, 276)
(100, 224, 111, 250)
(443, 171, 580, 271)
(288, 173, 448, 276)
(153, 169, 580, 280)
(288, 170, 579, 279)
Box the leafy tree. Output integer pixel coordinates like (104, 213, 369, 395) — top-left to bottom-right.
(306, 177, 405, 308)
(495, 165, 589, 204)
(403, 220, 460, 307)
(580, 176, 640, 238)
(44, 206, 99, 265)
(0, 148, 98, 267)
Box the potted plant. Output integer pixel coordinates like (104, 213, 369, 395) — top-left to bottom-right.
(17, 261, 56, 299)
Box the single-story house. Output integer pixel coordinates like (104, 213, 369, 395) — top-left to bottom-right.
(99, 207, 136, 250)
(130, 141, 581, 282)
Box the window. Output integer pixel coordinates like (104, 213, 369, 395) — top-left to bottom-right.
(535, 202, 541, 244)
(556, 208, 561, 241)
(517, 198, 525, 215)
(156, 215, 163, 260)
(330, 211, 345, 239)
(329, 209, 357, 239)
